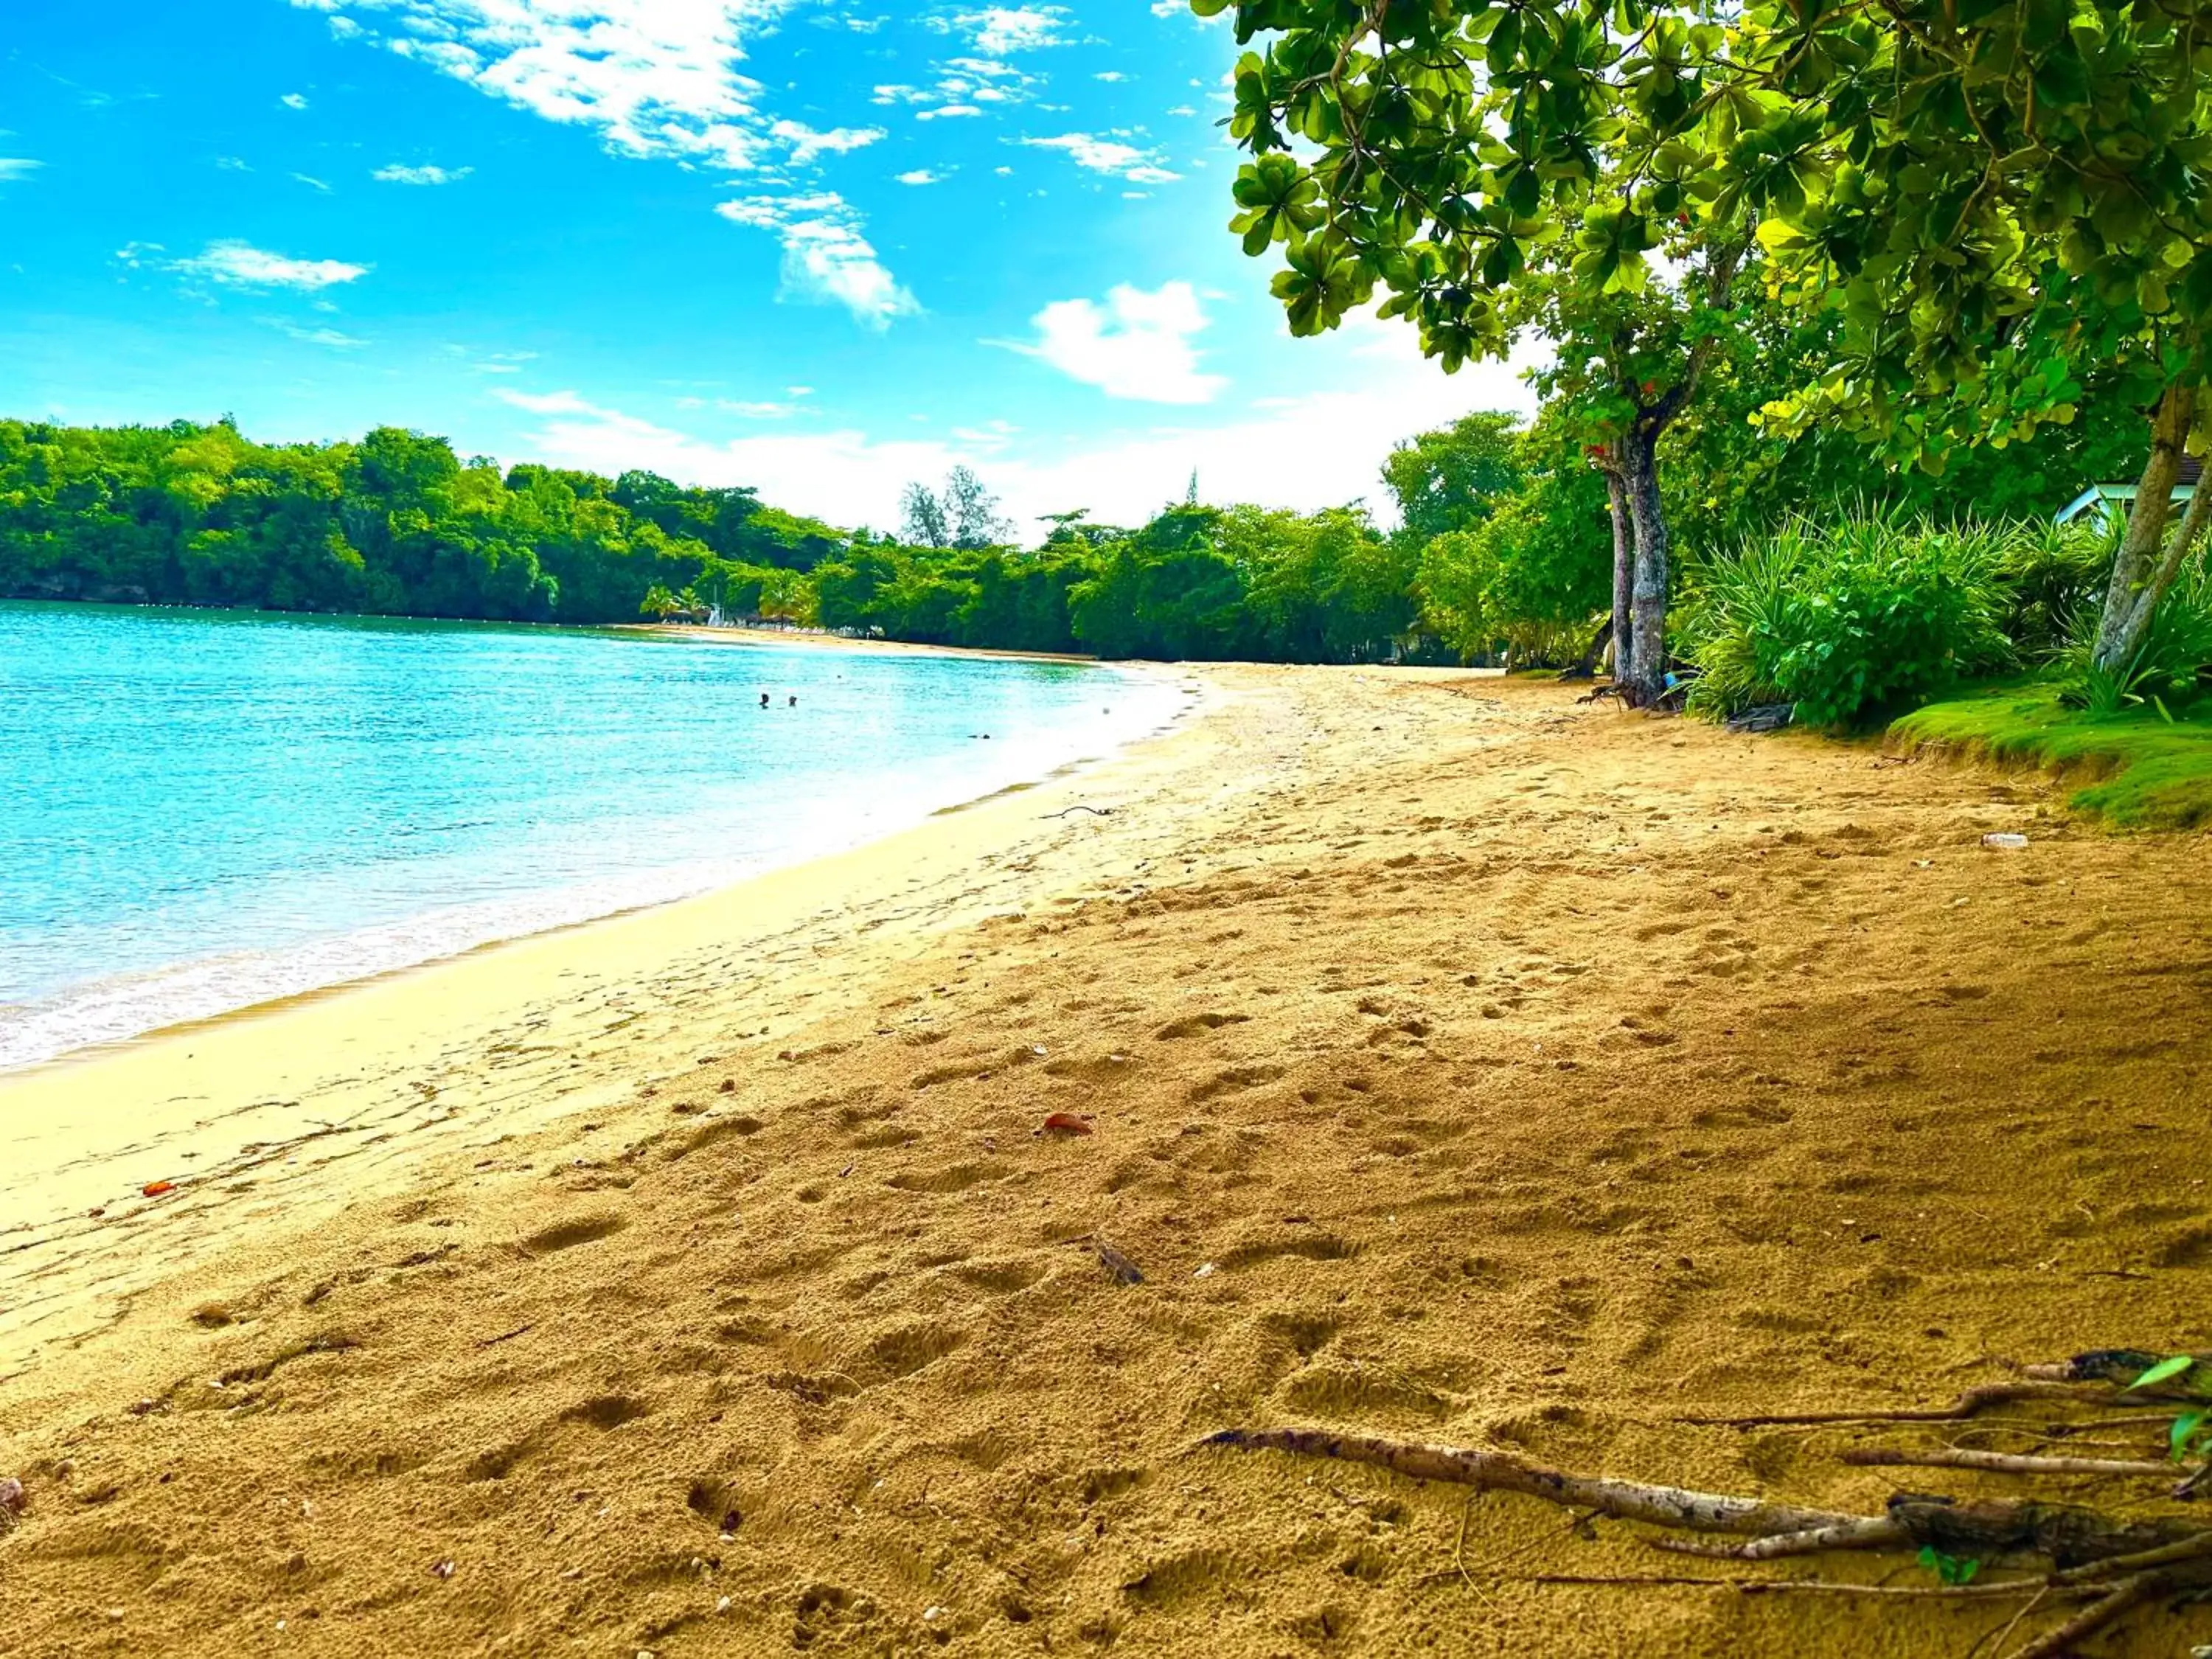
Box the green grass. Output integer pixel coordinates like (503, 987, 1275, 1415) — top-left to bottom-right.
(1892, 678, 2212, 829)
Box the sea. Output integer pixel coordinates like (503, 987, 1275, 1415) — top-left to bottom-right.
(0, 602, 1186, 1071)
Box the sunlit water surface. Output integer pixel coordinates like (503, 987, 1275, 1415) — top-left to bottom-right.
(0, 603, 1184, 1070)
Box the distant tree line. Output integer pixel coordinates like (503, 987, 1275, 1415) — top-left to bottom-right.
(0, 418, 1434, 663)
(0, 395, 2146, 667)
(0, 418, 852, 627)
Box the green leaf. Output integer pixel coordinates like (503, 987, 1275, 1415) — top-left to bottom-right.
(2171, 1408, 2208, 1459)
(2129, 1354, 2195, 1392)
(1917, 1545, 1980, 1586)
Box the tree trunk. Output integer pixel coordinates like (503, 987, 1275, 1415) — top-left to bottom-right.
(1621, 428, 1671, 708)
(1604, 456, 1632, 686)
(2093, 383, 2199, 672)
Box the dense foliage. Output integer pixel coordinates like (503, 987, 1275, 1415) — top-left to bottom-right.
(0, 417, 1421, 664)
(0, 418, 846, 625)
(1678, 518, 2018, 726)
(1199, 0, 2212, 692)
(4, 392, 2166, 691)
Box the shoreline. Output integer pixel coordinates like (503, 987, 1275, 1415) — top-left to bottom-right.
(4, 596, 1109, 667)
(627, 619, 1106, 665)
(0, 633, 1184, 1081)
(0, 662, 1219, 1351)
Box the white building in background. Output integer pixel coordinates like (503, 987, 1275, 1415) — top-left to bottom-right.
(2056, 455, 2202, 525)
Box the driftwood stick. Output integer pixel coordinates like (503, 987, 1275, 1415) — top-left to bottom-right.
(1649, 1517, 1909, 1560)
(1207, 1426, 2212, 1571)
(2008, 1571, 2166, 1659)
(2048, 1531, 2212, 1586)
(1203, 1427, 1865, 1537)
(1844, 1447, 2177, 1480)
(1527, 1574, 2082, 1600)
(1678, 1382, 2121, 1428)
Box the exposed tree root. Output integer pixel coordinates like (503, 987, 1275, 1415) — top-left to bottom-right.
(1843, 1447, 2177, 1481)
(1201, 1428, 1861, 1537)
(1648, 1517, 1905, 1559)
(1676, 1382, 2117, 1428)
(2010, 1573, 2166, 1659)
(1205, 1372, 2212, 1659)
(1528, 1573, 2093, 1600)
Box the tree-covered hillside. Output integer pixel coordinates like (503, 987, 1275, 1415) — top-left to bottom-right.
(0, 418, 845, 626)
(0, 399, 2146, 672)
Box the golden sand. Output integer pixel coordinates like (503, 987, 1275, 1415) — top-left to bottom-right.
(2, 668, 2208, 1657)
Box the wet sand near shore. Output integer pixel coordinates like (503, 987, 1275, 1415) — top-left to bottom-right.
(2, 669, 2209, 1658)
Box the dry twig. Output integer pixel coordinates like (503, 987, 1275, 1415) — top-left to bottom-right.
(1843, 1447, 2176, 1481)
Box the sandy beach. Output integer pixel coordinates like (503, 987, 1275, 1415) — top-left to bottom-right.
(4, 667, 2210, 1657)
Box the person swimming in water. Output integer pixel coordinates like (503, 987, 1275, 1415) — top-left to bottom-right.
(759, 692, 769, 709)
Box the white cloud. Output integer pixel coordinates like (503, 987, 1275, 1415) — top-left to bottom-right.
(0, 159, 41, 182)
(292, 172, 333, 192)
(278, 322, 371, 348)
(714, 192, 919, 330)
(373, 162, 473, 184)
(215, 155, 252, 171)
(281, 92, 310, 109)
(495, 388, 599, 417)
(897, 168, 944, 185)
(771, 119, 886, 164)
(459, 348, 539, 374)
(296, 0, 791, 172)
(1000, 280, 1224, 405)
(1022, 132, 1178, 184)
(487, 339, 1538, 535)
(954, 6, 1071, 54)
(886, 41, 1048, 122)
(307, 1, 917, 331)
(164, 240, 371, 291)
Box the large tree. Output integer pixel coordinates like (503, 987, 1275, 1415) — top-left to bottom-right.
(1197, 0, 2212, 688)
(1196, 0, 1754, 702)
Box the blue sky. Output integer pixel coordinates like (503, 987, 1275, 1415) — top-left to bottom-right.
(0, 1, 1531, 532)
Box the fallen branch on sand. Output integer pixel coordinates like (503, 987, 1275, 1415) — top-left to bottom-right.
(1203, 1349, 2212, 1658)
(1841, 1447, 2180, 1483)
(1043, 805, 1114, 820)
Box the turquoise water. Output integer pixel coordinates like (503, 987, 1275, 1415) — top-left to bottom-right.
(0, 603, 1183, 1070)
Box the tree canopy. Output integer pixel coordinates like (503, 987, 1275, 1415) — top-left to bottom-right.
(1197, 0, 2212, 689)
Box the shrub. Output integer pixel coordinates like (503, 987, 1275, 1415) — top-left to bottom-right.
(1680, 514, 2012, 726)
(1994, 518, 2118, 661)
(2053, 563, 2212, 717)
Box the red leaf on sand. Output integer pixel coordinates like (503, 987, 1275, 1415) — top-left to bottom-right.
(1040, 1113, 1093, 1136)
(140, 1180, 174, 1198)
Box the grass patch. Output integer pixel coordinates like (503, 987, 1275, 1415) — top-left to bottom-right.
(1892, 678, 2212, 829)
